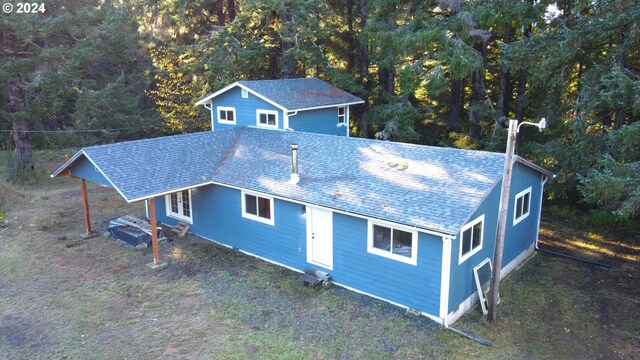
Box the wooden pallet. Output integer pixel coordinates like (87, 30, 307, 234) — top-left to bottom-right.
(170, 221, 190, 238)
(116, 215, 166, 242)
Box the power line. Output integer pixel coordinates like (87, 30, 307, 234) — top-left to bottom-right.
(0, 127, 152, 133)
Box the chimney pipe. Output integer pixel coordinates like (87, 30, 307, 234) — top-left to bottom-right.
(290, 144, 300, 184)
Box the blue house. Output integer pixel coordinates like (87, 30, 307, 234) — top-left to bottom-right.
(195, 78, 364, 136)
(51, 80, 552, 325)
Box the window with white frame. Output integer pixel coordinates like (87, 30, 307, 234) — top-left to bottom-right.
(241, 88, 248, 98)
(459, 215, 484, 264)
(166, 190, 193, 223)
(217, 106, 236, 124)
(256, 110, 278, 128)
(337, 106, 347, 125)
(367, 221, 417, 265)
(513, 187, 532, 225)
(242, 191, 274, 225)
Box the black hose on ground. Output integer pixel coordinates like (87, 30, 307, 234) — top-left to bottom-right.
(537, 247, 614, 268)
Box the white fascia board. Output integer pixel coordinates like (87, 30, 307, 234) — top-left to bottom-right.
(207, 180, 452, 238)
(290, 100, 365, 112)
(195, 82, 289, 112)
(50, 150, 84, 177)
(126, 181, 214, 203)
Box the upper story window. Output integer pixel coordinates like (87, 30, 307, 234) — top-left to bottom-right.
(241, 88, 248, 98)
(459, 214, 484, 264)
(337, 106, 347, 126)
(513, 187, 532, 225)
(367, 221, 417, 265)
(217, 106, 236, 124)
(166, 190, 193, 223)
(256, 109, 278, 128)
(242, 191, 274, 225)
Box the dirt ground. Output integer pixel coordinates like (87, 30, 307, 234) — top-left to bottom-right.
(0, 154, 638, 359)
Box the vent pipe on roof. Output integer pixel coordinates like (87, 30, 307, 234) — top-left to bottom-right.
(290, 144, 300, 184)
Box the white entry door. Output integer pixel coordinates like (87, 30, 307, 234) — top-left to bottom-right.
(307, 207, 333, 270)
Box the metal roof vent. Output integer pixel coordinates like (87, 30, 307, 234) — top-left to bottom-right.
(290, 144, 300, 184)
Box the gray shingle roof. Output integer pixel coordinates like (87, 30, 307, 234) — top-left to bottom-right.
(238, 78, 364, 110)
(52, 127, 522, 235)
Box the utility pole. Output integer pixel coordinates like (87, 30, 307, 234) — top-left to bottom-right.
(488, 118, 545, 322)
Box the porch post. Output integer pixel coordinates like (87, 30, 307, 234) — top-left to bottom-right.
(81, 178, 93, 236)
(148, 198, 161, 264)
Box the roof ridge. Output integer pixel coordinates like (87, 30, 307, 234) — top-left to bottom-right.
(241, 127, 505, 157)
(82, 130, 220, 151)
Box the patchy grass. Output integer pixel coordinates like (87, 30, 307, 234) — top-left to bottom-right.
(0, 151, 638, 359)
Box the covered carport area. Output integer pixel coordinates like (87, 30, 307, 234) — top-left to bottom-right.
(51, 152, 166, 268)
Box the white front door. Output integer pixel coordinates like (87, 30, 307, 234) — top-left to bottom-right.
(307, 207, 333, 270)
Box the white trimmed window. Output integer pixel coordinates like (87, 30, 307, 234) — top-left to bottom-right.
(166, 190, 193, 223)
(513, 187, 532, 225)
(256, 110, 278, 128)
(241, 88, 248, 98)
(337, 106, 347, 126)
(217, 106, 236, 124)
(459, 215, 484, 264)
(367, 221, 417, 265)
(242, 191, 274, 225)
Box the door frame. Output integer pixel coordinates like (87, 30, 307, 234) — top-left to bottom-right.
(165, 190, 193, 224)
(306, 206, 333, 270)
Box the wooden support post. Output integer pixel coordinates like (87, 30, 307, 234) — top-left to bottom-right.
(148, 198, 161, 265)
(81, 178, 93, 236)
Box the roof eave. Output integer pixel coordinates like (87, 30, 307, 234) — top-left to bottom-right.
(289, 100, 365, 112)
(195, 82, 288, 111)
(515, 155, 555, 177)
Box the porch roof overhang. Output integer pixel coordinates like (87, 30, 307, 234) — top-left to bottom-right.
(50, 131, 237, 202)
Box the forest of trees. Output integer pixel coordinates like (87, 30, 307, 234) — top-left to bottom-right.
(1, 0, 639, 223)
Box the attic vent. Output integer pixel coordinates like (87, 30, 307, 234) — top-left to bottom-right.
(241, 88, 248, 98)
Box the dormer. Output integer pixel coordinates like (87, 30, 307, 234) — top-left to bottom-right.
(195, 78, 364, 136)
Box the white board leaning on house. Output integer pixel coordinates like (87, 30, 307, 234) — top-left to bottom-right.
(473, 258, 495, 315)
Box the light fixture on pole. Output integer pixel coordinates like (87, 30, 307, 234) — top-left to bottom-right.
(487, 118, 546, 322)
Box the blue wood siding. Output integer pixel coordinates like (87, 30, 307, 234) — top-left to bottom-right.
(329, 214, 442, 315)
(155, 184, 443, 317)
(210, 87, 284, 131)
(289, 107, 347, 136)
(503, 163, 544, 264)
(68, 156, 111, 187)
(447, 162, 544, 313)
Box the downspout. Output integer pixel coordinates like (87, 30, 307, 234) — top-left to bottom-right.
(285, 111, 298, 131)
(203, 103, 214, 131)
(534, 175, 548, 250)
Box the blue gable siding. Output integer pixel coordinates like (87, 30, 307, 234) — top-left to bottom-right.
(68, 156, 111, 187)
(503, 163, 544, 264)
(447, 162, 544, 314)
(155, 184, 444, 317)
(290, 107, 347, 136)
(210, 87, 284, 131)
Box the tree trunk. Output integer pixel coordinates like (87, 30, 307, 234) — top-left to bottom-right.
(469, 39, 489, 139)
(498, 25, 512, 117)
(358, 0, 369, 137)
(448, 78, 464, 131)
(346, 0, 355, 73)
(227, 0, 236, 23)
(280, 12, 298, 79)
(5, 80, 33, 173)
(515, 72, 527, 123)
(216, 0, 225, 26)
